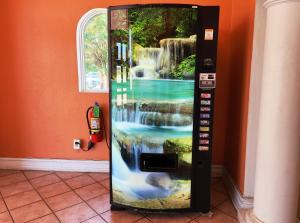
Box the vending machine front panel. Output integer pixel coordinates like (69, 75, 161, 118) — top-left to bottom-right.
(109, 4, 219, 212)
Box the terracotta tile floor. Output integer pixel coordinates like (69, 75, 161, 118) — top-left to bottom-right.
(0, 170, 238, 223)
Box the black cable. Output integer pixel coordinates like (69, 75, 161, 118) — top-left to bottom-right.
(81, 106, 94, 152)
(86, 106, 93, 132)
(80, 146, 90, 152)
(100, 110, 111, 150)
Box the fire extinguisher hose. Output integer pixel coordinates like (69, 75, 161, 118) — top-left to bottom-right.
(81, 106, 94, 151)
(86, 106, 93, 134)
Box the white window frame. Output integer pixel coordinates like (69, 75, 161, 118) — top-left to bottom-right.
(76, 8, 108, 93)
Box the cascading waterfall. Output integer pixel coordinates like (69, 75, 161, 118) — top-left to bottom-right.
(130, 48, 163, 79)
(112, 139, 172, 199)
(112, 103, 193, 127)
(131, 36, 196, 79)
(159, 36, 196, 72)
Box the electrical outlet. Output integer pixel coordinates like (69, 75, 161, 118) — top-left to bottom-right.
(73, 139, 81, 150)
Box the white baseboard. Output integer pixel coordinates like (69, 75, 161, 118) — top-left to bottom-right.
(0, 157, 109, 172)
(0, 157, 224, 177)
(223, 169, 254, 210)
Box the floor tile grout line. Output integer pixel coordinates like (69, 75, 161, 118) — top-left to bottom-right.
(212, 189, 229, 197)
(0, 170, 22, 178)
(132, 215, 148, 223)
(56, 172, 86, 181)
(23, 172, 54, 180)
(48, 200, 86, 214)
(0, 179, 28, 191)
(185, 213, 201, 221)
(65, 181, 98, 190)
(78, 214, 106, 223)
(26, 171, 95, 190)
(76, 190, 109, 202)
(0, 197, 8, 214)
(65, 179, 108, 223)
(87, 173, 109, 183)
(98, 181, 110, 190)
(31, 181, 63, 191)
(37, 182, 107, 201)
(2, 183, 63, 211)
(38, 186, 73, 200)
(212, 180, 239, 219)
(8, 171, 109, 190)
(90, 178, 110, 183)
(0, 172, 28, 188)
(211, 197, 230, 209)
(0, 190, 15, 223)
(83, 191, 111, 219)
(0, 171, 41, 211)
(212, 188, 231, 197)
(7, 199, 48, 212)
(22, 170, 62, 223)
(58, 173, 97, 190)
(213, 197, 230, 210)
(99, 209, 148, 223)
(211, 207, 238, 221)
(23, 212, 58, 223)
(1, 188, 38, 200)
(100, 209, 110, 215)
(54, 172, 97, 192)
(55, 172, 108, 223)
(74, 181, 109, 193)
(144, 216, 154, 223)
(28, 172, 69, 190)
(214, 205, 238, 220)
(4, 190, 45, 212)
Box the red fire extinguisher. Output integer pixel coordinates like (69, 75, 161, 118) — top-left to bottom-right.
(86, 102, 104, 150)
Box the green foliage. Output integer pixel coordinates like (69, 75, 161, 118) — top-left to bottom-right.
(170, 55, 196, 79)
(84, 14, 108, 74)
(110, 29, 128, 43)
(163, 137, 192, 153)
(128, 8, 197, 47)
(175, 10, 198, 38)
(129, 8, 165, 47)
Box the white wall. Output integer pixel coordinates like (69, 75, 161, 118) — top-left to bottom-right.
(244, 0, 267, 197)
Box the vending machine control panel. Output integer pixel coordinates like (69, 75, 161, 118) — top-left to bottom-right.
(198, 73, 216, 152)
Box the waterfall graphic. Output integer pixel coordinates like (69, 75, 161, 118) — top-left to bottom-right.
(112, 135, 173, 199)
(110, 7, 196, 209)
(130, 36, 196, 79)
(112, 101, 193, 127)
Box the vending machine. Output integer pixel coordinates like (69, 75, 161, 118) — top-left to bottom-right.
(109, 4, 219, 212)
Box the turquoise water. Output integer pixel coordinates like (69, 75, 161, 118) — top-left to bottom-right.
(111, 78, 194, 204)
(112, 79, 195, 101)
(114, 122, 192, 143)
